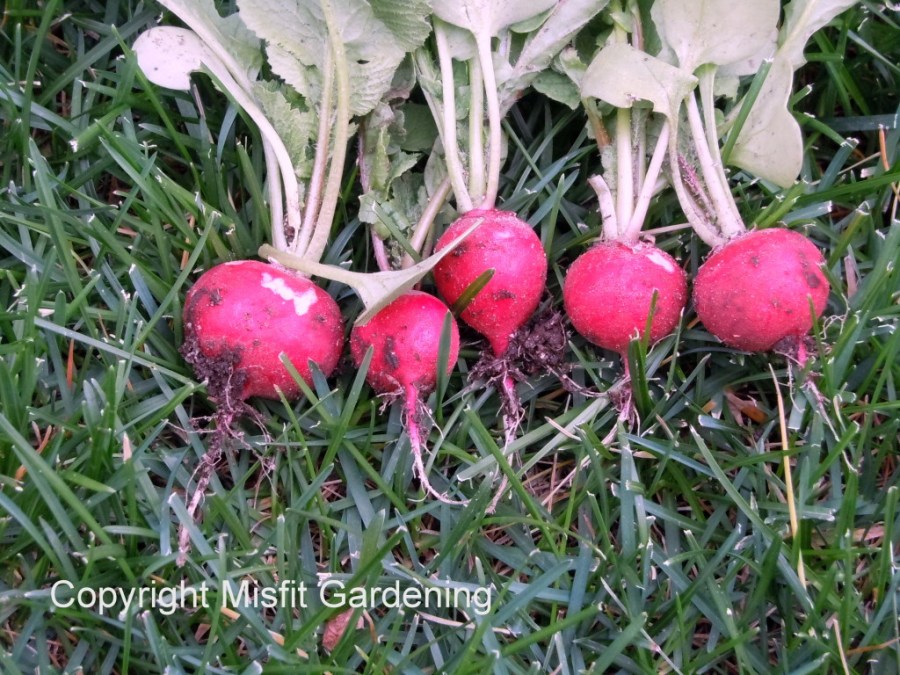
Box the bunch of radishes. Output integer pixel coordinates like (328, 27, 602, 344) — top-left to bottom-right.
(133, 0, 853, 515)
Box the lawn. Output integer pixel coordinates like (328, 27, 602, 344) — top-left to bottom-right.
(0, 0, 898, 673)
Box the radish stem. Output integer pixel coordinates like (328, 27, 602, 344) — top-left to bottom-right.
(667, 141, 725, 247)
(296, 49, 334, 256)
(468, 57, 485, 206)
(402, 177, 452, 269)
(699, 69, 745, 232)
(588, 175, 618, 241)
(613, 18, 633, 238)
(626, 120, 670, 242)
(434, 22, 474, 213)
(205, 65, 303, 256)
(262, 140, 287, 251)
(307, 0, 351, 264)
(474, 29, 503, 211)
(685, 92, 742, 239)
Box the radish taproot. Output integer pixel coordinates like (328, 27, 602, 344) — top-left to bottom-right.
(350, 291, 466, 505)
(181, 260, 344, 401)
(563, 242, 687, 355)
(693, 229, 829, 353)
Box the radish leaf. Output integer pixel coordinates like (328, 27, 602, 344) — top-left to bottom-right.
(156, 0, 262, 82)
(727, 61, 802, 188)
(497, 0, 609, 112)
(581, 43, 696, 121)
(778, 0, 860, 69)
(133, 27, 209, 91)
(651, 0, 779, 74)
(238, 0, 429, 116)
(728, 0, 858, 186)
(428, 0, 557, 39)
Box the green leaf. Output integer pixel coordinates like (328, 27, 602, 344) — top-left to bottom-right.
(252, 82, 317, 182)
(532, 69, 581, 109)
(497, 0, 608, 112)
(238, 0, 424, 117)
(651, 0, 779, 74)
(371, 0, 433, 51)
(580, 43, 696, 121)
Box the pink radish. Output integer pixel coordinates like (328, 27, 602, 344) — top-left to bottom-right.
(433, 209, 547, 356)
(693, 228, 829, 353)
(182, 260, 344, 401)
(563, 241, 688, 355)
(350, 291, 465, 505)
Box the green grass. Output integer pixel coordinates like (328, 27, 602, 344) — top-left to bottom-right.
(1, 1, 899, 673)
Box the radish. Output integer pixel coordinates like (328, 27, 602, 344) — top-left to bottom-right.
(693, 228, 829, 354)
(577, 0, 847, 364)
(350, 291, 465, 504)
(564, 23, 690, 413)
(182, 260, 344, 401)
(563, 242, 687, 355)
(433, 209, 547, 357)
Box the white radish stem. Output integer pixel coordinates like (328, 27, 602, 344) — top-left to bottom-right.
(625, 120, 670, 243)
(434, 23, 474, 213)
(588, 175, 618, 241)
(262, 140, 287, 252)
(402, 178, 452, 269)
(306, 0, 351, 264)
(212, 68, 304, 256)
(296, 49, 334, 255)
(667, 141, 725, 248)
(699, 70, 745, 232)
(685, 92, 743, 239)
(474, 29, 503, 211)
(468, 57, 485, 206)
(615, 106, 634, 239)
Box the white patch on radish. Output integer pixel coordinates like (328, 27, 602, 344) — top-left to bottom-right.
(261, 273, 317, 316)
(645, 250, 676, 273)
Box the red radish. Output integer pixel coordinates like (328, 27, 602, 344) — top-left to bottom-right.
(433, 209, 547, 356)
(350, 291, 465, 504)
(182, 260, 344, 401)
(693, 228, 829, 353)
(563, 241, 688, 355)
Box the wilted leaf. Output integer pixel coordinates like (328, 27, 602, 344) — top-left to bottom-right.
(651, 0, 779, 73)
(581, 43, 696, 120)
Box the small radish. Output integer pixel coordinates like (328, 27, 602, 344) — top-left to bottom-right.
(693, 228, 829, 354)
(350, 291, 465, 505)
(433, 209, 547, 356)
(182, 260, 344, 401)
(563, 241, 688, 355)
